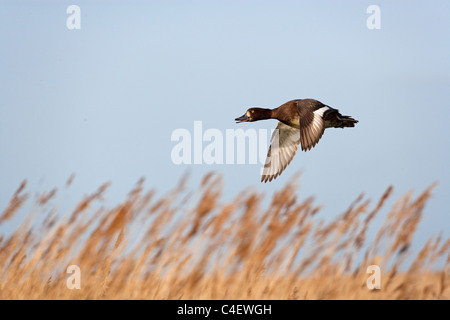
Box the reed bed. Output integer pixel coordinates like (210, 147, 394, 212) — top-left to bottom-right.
(0, 172, 448, 299)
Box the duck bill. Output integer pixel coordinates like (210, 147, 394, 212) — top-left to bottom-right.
(235, 114, 250, 123)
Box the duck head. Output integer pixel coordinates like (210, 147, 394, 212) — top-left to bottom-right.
(235, 108, 271, 123)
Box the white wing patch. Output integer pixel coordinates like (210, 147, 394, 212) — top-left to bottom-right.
(314, 106, 330, 117)
(300, 106, 329, 151)
(312, 107, 329, 132)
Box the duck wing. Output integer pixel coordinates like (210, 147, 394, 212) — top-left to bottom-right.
(261, 122, 300, 183)
(298, 105, 329, 151)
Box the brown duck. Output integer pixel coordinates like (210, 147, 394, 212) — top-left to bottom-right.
(235, 99, 358, 183)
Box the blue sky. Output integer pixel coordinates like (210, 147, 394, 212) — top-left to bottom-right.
(1, 1, 449, 250)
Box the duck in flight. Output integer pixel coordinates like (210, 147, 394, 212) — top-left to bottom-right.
(235, 99, 358, 183)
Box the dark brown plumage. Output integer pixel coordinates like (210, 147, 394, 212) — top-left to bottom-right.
(235, 99, 358, 182)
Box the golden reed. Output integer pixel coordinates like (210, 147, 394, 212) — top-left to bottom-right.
(0, 173, 448, 299)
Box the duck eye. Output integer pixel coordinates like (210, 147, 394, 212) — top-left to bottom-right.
(251, 110, 255, 113)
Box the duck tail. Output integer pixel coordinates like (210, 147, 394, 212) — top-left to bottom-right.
(324, 109, 358, 128)
(337, 114, 359, 128)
